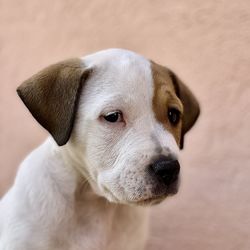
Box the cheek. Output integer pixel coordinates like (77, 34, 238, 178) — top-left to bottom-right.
(84, 124, 121, 172)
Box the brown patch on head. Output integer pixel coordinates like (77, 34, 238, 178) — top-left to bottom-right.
(17, 58, 92, 146)
(151, 61, 183, 147)
(151, 61, 200, 149)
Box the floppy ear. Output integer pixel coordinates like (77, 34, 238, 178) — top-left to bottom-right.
(169, 71, 200, 149)
(17, 58, 91, 146)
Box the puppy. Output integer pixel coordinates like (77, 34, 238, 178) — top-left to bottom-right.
(0, 49, 200, 250)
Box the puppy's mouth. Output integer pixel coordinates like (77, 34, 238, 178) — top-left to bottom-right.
(130, 179, 180, 206)
(132, 192, 177, 206)
(99, 177, 180, 205)
(132, 195, 166, 206)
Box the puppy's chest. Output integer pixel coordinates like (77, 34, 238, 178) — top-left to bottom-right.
(63, 203, 148, 250)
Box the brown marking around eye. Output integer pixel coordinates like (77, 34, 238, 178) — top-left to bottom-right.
(150, 61, 183, 146)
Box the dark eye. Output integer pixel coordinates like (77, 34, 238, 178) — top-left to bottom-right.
(168, 108, 181, 125)
(103, 111, 123, 123)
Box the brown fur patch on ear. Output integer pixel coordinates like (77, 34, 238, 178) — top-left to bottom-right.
(17, 59, 91, 146)
(169, 71, 200, 149)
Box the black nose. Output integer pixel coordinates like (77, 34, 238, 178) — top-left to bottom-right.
(150, 156, 180, 186)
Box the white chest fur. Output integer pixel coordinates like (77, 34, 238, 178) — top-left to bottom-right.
(66, 200, 148, 250)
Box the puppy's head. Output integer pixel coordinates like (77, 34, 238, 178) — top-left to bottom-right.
(17, 49, 200, 205)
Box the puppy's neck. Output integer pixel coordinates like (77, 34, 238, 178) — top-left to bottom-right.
(46, 137, 101, 203)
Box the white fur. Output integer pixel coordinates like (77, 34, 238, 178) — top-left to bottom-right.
(0, 49, 179, 250)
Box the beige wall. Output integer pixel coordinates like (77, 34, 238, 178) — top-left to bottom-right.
(1, 0, 250, 249)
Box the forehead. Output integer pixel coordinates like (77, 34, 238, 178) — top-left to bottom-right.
(151, 61, 175, 92)
(81, 49, 152, 110)
(83, 49, 152, 90)
(80, 49, 177, 113)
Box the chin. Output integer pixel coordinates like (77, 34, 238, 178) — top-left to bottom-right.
(133, 196, 167, 206)
(133, 192, 178, 206)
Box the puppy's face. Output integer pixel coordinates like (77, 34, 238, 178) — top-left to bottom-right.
(17, 49, 200, 205)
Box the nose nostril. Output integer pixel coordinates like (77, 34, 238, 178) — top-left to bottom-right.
(150, 158, 180, 186)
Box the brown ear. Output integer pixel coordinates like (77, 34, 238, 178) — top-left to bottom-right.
(17, 58, 91, 146)
(169, 71, 200, 149)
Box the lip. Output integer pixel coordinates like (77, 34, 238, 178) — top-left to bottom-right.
(130, 183, 180, 206)
(131, 194, 168, 206)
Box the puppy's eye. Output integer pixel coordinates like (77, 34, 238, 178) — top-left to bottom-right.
(103, 111, 123, 123)
(168, 108, 181, 125)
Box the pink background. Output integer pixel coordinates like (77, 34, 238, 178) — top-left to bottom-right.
(1, 0, 250, 249)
